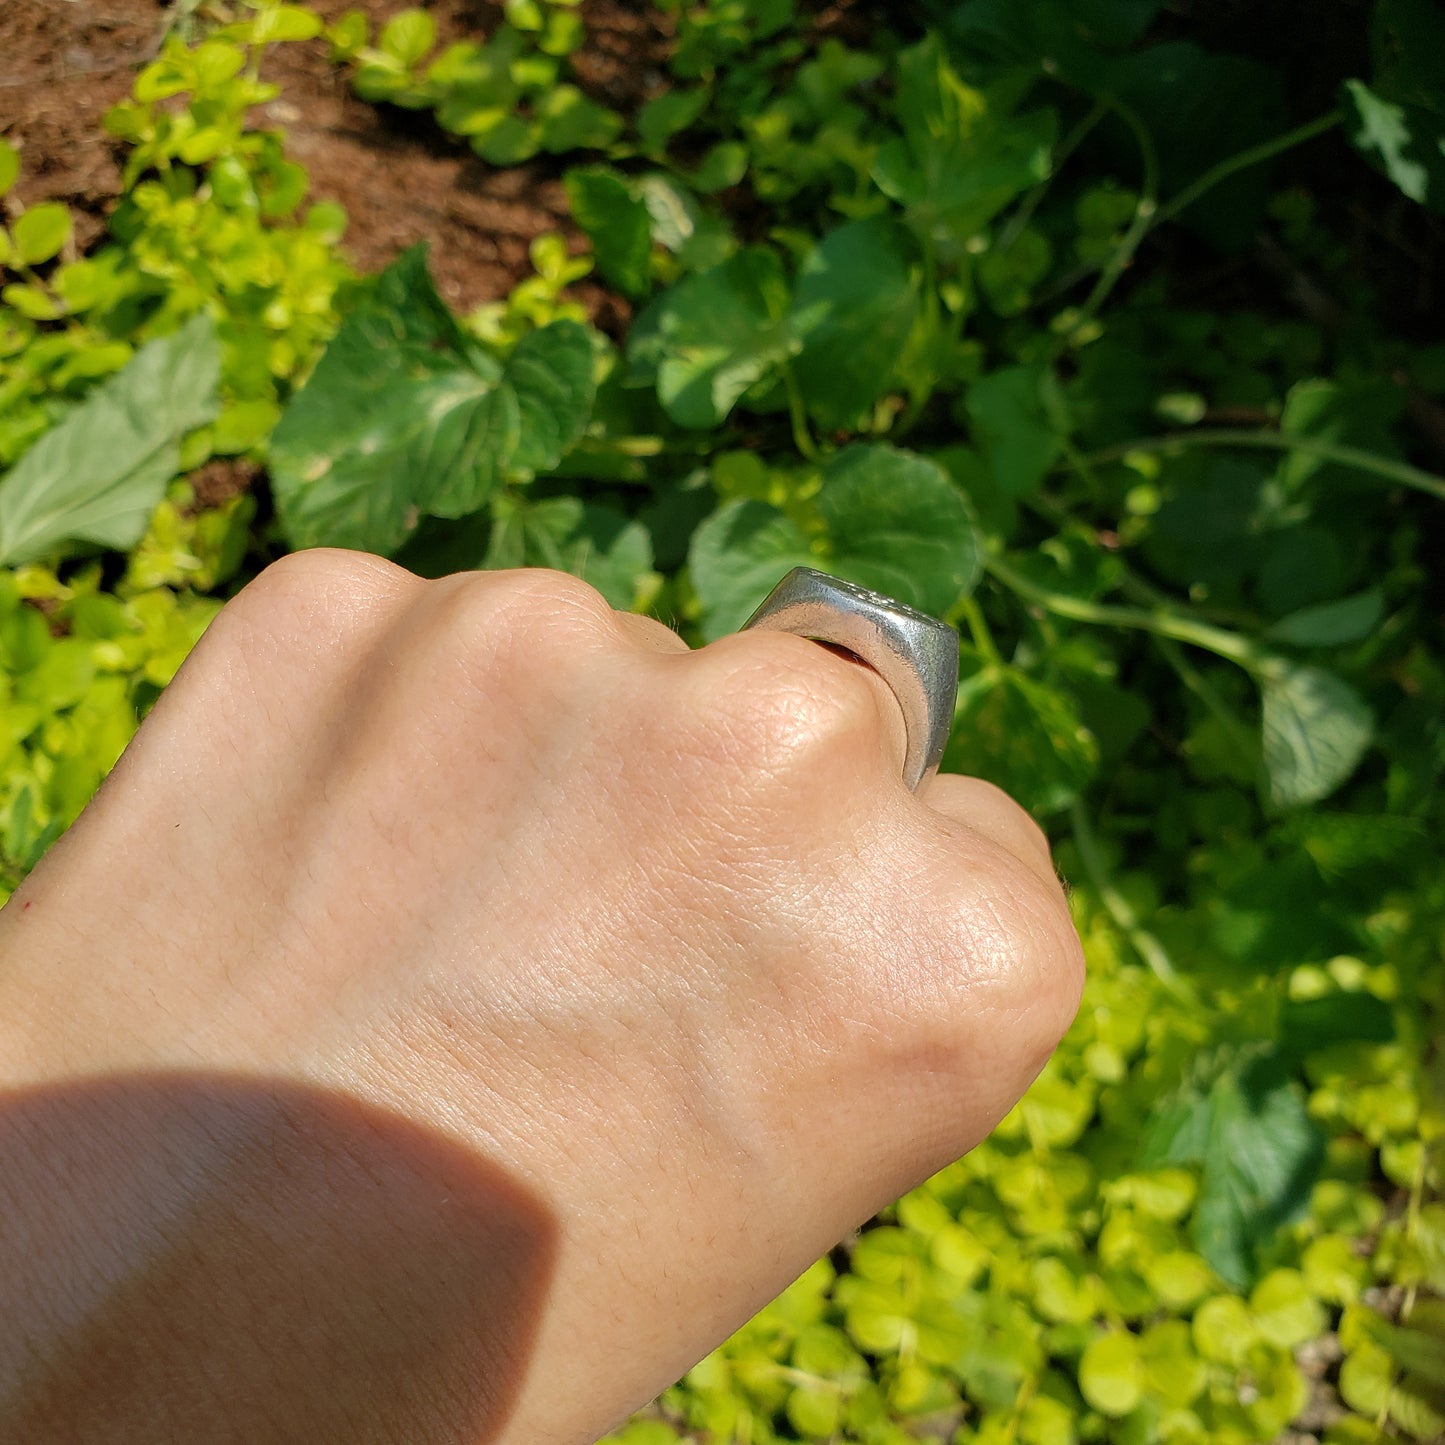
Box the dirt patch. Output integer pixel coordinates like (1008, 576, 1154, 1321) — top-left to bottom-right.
(0, 0, 164, 249)
(0, 0, 672, 313)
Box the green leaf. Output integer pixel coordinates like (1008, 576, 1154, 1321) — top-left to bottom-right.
(1106, 43, 1288, 249)
(1344, 78, 1445, 214)
(790, 218, 922, 432)
(964, 364, 1067, 498)
(637, 87, 711, 154)
(818, 445, 981, 613)
(1265, 591, 1384, 647)
(942, 658, 1098, 815)
(250, 4, 324, 43)
(488, 495, 653, 610)
(271, 247, 596, 554)
(12, 204, 72, 266)
(1143, 1050, 1325, 1288)
(875, 37, 1054, 254)
(0, 138, 19, 198)
(1078, 1331, 1143, 1417)
(379, 7, 436, 66)
(565, 168, 653, 298)
(689, 445, 979, 638)
(1260, 662, 1374, 810)
(0, 313, 220, 567)
(628, 248, 796, 429)
(689, 499, 816, 639)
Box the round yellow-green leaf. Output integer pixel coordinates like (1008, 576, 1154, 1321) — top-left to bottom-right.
(1141, 1321, 1207, 1406)
(1145, 1251, 1215, 1310)
(1250, 1268, 1327, 1348)
(1079, 1331, 1143, 1416)
(1192, 1295, 1257, 1365)
(12, 203, 72, 265)
(1302, 1234, 1368, 1306)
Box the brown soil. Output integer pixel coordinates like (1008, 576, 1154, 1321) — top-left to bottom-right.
(0, 0, 673, 313)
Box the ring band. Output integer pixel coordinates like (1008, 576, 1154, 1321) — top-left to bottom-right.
(741, 568, 959, 792)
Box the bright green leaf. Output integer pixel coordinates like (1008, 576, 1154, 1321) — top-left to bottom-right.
(1078, 1331, 1143, 1416)
(12, 204, 72, 266)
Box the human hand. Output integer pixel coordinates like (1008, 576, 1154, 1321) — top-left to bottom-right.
(0, 551, 1083, 1444)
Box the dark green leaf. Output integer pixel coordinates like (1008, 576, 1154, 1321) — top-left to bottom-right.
(964, 364, 1067, 497)
(1265, 592, 1384, 648)
(565, 168, 654, 298)
(790, 218, 922, 432)
(272, 247, 595, 554)
(1144, 1049, 1325, 1288)
(1260, 662, 1374, 810)
(1107, 43, 1288, 249)
(689, 446, 979, 638)
(627, 248, 795, 429)
(0, 312, 220, 566)
(1277, 993, 1395, 1059)
(942, 655, 1099, 814)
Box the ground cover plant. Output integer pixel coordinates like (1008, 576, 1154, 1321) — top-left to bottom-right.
(1, 0, 1443, 1439)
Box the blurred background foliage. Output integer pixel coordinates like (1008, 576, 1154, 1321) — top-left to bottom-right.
(1, 0, 1442, 1439)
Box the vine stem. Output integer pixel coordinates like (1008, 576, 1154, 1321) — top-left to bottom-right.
(1151, 109, 1343, 230)
(781, 362, 818, 462)
(985, 555, 1262, 668)
(1083, 427, 1445, 503)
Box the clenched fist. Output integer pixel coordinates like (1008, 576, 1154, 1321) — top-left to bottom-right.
(0, 551, 1082, 1445)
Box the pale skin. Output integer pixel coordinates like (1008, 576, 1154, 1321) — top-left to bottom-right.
(0, 550, 1084, 1444)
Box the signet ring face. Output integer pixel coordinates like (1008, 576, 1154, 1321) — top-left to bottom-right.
(740, 568, 960, 793)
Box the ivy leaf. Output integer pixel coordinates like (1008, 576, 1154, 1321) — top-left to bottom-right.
(271, 246, 596, 554)
(790, 217, 922, 432)
(0, 312, 220, 567)
(688, 445, 979, 638)
(565, 167, 654, 298)
(1144, 1049, 1325, 1288)
(627, 248, 796, 428)
(1260, 662, 1374, 810)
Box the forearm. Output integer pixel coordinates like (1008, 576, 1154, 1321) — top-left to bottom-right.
(0, 1058, 552, 1445)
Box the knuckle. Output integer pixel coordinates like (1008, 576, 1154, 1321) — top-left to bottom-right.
(208, 548, 416, 655)
(681, 632, 885, 782)
(958, 852, 1085, 1059)
(433, 567, 621, 674)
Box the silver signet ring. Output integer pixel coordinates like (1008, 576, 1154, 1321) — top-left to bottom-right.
(740, 567, 960, 793)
